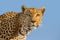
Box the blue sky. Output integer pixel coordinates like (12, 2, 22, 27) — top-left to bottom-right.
(0, 0, 60, 40)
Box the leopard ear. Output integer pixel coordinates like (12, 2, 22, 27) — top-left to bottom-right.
(40, 7, 45, 15)
(21, 5, 27, 12)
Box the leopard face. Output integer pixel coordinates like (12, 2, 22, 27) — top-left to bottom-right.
(22, 6, 45, 29)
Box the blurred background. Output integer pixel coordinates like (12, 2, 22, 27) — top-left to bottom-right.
(0, 0, 60, 40)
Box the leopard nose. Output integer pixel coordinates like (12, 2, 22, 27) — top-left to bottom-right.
(31, 21, 36, 23)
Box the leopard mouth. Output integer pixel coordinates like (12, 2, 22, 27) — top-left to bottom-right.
(31, 23, 37, 27)
(30, 23, 37, 29)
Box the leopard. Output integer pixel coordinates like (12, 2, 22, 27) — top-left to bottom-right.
(0, 5, 45, 40)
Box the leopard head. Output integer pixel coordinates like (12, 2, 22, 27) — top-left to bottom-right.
(22, 5, 45, 29)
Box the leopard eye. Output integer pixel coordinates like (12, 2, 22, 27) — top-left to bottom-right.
(25, 10, 31, 17)
(26, 13, 31, 17)
(36, 14, 40, 17)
